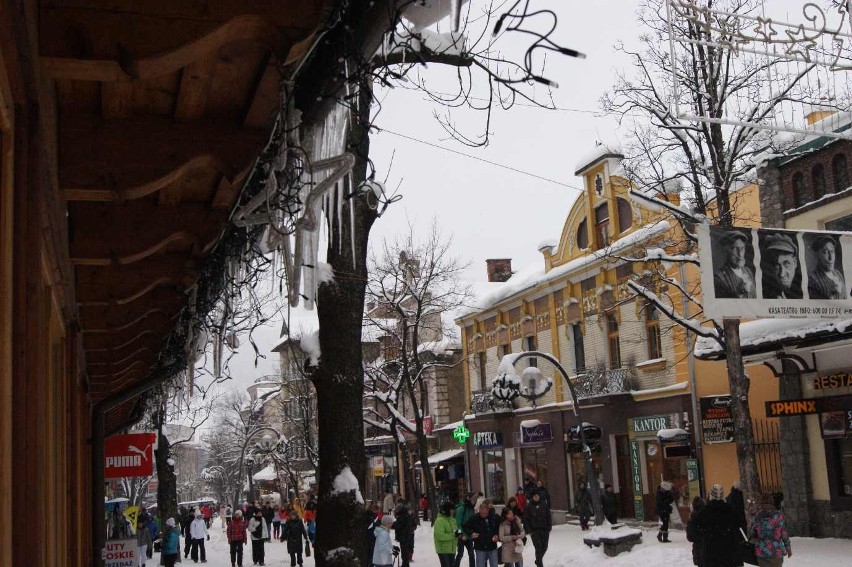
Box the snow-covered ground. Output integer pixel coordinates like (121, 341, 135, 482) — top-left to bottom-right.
(159, 518, 852, 567)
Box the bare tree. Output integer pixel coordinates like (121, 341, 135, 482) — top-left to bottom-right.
(600, 0, 831, 505)
(362, 222, 470, 522)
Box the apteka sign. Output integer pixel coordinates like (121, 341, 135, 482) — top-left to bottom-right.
(105, 432, 156, 479)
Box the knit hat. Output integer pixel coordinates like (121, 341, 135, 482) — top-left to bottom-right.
(381, 514, 395, 527)
(235, 510, 242, 517)
(709, 483, 725, 501)
(166, 518, 176, 527)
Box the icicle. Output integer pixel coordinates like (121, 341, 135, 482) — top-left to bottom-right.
(336, 181, 344, 254)
(349, 173, 356, 270)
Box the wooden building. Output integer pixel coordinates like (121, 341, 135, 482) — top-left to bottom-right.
(0, 1, 392, 565)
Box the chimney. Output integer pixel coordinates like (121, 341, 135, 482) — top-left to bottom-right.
(486, 259, 512, 282)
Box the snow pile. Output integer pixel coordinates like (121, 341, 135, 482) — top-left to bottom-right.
(300, 330, 321, 366)
(537, 238, 558, 252)
(582, 523, 643, 543)
(331, 466, 364, 504)
(315, 262, 334, 285)
(657, 428, 689, 440)
(325, 547, 356, 561)
(574, 142, 624, 174)
(694, 318, 852, 359)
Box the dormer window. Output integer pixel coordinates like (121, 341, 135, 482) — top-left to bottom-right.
(617, 197, 633, 233)
(577, 218, 589, 249)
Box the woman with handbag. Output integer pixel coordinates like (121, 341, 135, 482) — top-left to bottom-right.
(750, 494, 792, 567)
(498, 508, 525, 567)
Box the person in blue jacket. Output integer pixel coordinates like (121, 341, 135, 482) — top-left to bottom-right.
(162, 517, 181, 567)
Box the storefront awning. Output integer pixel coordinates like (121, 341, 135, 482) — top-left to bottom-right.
(414, 448, 465, 467)
(657, 428, 690, 443)
(252, 464, 278, 481)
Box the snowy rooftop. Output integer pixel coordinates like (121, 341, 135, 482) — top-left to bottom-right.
(457, 220, 670, 320)
(413, 448, 465, 466)
(574, 143, 624, 175)
(694, 318, 852, 360)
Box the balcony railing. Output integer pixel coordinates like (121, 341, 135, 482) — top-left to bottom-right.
(470, 388, 514, 414)
(571, 366, 633, 399)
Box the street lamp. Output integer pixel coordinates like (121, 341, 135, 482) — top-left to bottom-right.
(502, 351, 602, 525)
(234, 426, 285, 506)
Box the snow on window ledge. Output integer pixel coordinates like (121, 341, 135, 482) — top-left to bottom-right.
(635, 357, 667, 371)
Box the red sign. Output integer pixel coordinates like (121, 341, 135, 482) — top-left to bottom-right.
(424, 416, 434, 434)
(105, 432, 156, 479)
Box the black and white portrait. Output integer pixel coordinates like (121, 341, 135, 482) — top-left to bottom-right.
(710, 228, 756, 299)
(758, 231, 803, 299)
(803, 233, 846, 299)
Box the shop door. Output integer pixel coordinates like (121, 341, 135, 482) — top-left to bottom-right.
(644, 441, 664, 519)
(615, 435, 634, 518)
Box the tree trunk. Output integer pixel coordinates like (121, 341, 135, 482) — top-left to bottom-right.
(722, 318, 761, 505)
(311, 73, 378, 567)
(156, 429, 178, 526)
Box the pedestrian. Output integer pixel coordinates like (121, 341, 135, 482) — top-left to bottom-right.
(227, 509, 249, 567)
(136, 510, 153, 567)
(272, 504, 282, 541)
(220, 504, 227, 529)
(182, 508, 195, 559)
(498, 508, 525, 567)
(534, 480, 550, 507)
(201, 504, 213, 529)
(694, 483, 739, 567)
(162, 517, 181, 567)
(145, 511, 158, 562)
(505, 496, 523, 520)
(454, 493, 476, 567)
(392, 501, 416, 567)
(464, 499, 500, 567)
(304, 493, 317, 546)
(373, 515, 396, 567)
(419, 493, 429, 522)
(248, 508, 269, 566)
(433, 500, 458, 567)
(600, 483, 619, 525)
(281, 512, 311, 566)
(575, 481, 594, 530)
(514, 488, 526, 514)
(278, 504, 291, 542)
(366, 503, 381, 563)
(226, 505, 233, 526)
(727, 481, 747, 534)
(189, 511, 210, 563)
(686, 496, 705, 567)
(750, 493, 792, 567)
(473, 491, 486, 510)
(383, 489, 396, 515)
(523, 491, 551, 567)
(262, 502, 275, 542)
(656, 481, 675, 543)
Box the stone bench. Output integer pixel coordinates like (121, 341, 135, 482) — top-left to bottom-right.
(583, 527, 643, 557)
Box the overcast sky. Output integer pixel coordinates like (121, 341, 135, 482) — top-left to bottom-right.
(210, 0, 817, 397)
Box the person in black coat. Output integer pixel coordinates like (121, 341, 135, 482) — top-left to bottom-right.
(281, 515, 310, 566)
(600, 483, 619, 525)
(726, 481, 747, 533)
(523, 491, 552, 567)
(463, 499, 500, 566)
(655, 481, 675, 543)
(261, 502, 275, 542)
(392, 502, 416, 567)
(694, 484, 739, 567)
(686, 496, 706, 567)
(575, 482, 594, 530)
(365, 504, 380, 564)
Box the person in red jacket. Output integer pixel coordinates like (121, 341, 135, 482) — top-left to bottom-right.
(303, 494, 317, 545)
(201, 504, 213, 528)
(227, 510, 248, 567)
(515, 487, 526, 513)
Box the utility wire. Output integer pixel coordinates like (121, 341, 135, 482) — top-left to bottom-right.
(374, 126, 584, 192)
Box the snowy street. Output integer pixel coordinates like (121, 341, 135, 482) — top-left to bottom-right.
(160, 520, 852, 567)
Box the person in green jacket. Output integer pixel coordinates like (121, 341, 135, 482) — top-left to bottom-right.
(454, 494, 476, 567)
(434, 501, 459, 567)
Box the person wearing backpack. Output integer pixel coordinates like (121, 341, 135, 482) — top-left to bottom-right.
(248, 508, 269, 565)
(281, 513, 311, 566)
(454, 494, 476, 567)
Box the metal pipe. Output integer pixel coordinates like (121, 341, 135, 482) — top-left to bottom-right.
(510, 351, 602, 524)
(680, 261, 705, 498)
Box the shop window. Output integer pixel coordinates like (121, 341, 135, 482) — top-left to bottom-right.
(477, 351, 487, 389)
(521, 447, 549, 489)
(595, 203, 610, 248)
(617, 197, 633, 233)
(645, 303, 662, 360)
(482, 450, 506, 504)
(792, 172, 807, 208)
(828, 437, 852, 498)
(833, 153, 849, 193)
(524, 335, 537, 367)
(572, 323, 585, 373)
(812, 164, 827, 200)
(577, 219, 589, 249)
(607, 313, 621, 368)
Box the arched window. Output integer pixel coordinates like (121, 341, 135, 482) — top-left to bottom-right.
(833, 153, 849, 193)
(617, 197, 633, 233)
(792, 172, 807, 208)
(577, 218, 589, 249)
(812, 164, 826, 200)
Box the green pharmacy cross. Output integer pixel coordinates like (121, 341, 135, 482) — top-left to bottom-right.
(453, 424, 470, 444)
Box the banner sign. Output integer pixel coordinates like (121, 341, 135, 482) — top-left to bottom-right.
(104, 432, 156, 479)
(372, 456, 385, 477)
(630, 415, 672, 437)
(520, 422, 554, 444)
(698, 224, 852, 319)
(700, 396, 735, 444)
(813, 371, 852, 390)
(472, 431, 503, 450)
(103, 539, 137, 567)
(765, 398, 819, 417)
(629, 440, 644, 521)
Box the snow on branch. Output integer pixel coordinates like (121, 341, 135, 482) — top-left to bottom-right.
(627, 280, 718, 341)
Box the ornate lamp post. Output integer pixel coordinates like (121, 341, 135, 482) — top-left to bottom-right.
(234, 426, 285, 506)
(501, 351, 602, 525)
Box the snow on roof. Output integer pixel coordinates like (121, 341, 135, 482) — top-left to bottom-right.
(695, 318, 852, 360)
(253, 386, 279, 400)
(413, 448, 465, 466)
(252, 464, 278, 481)
(457, 220, 671, 320)
(537, 238, 558, 252)
(630, 381, 689, 398)
(435, 420, 464, 431)
(417, 337, 461, 355)
(574, 143, 624, 175)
